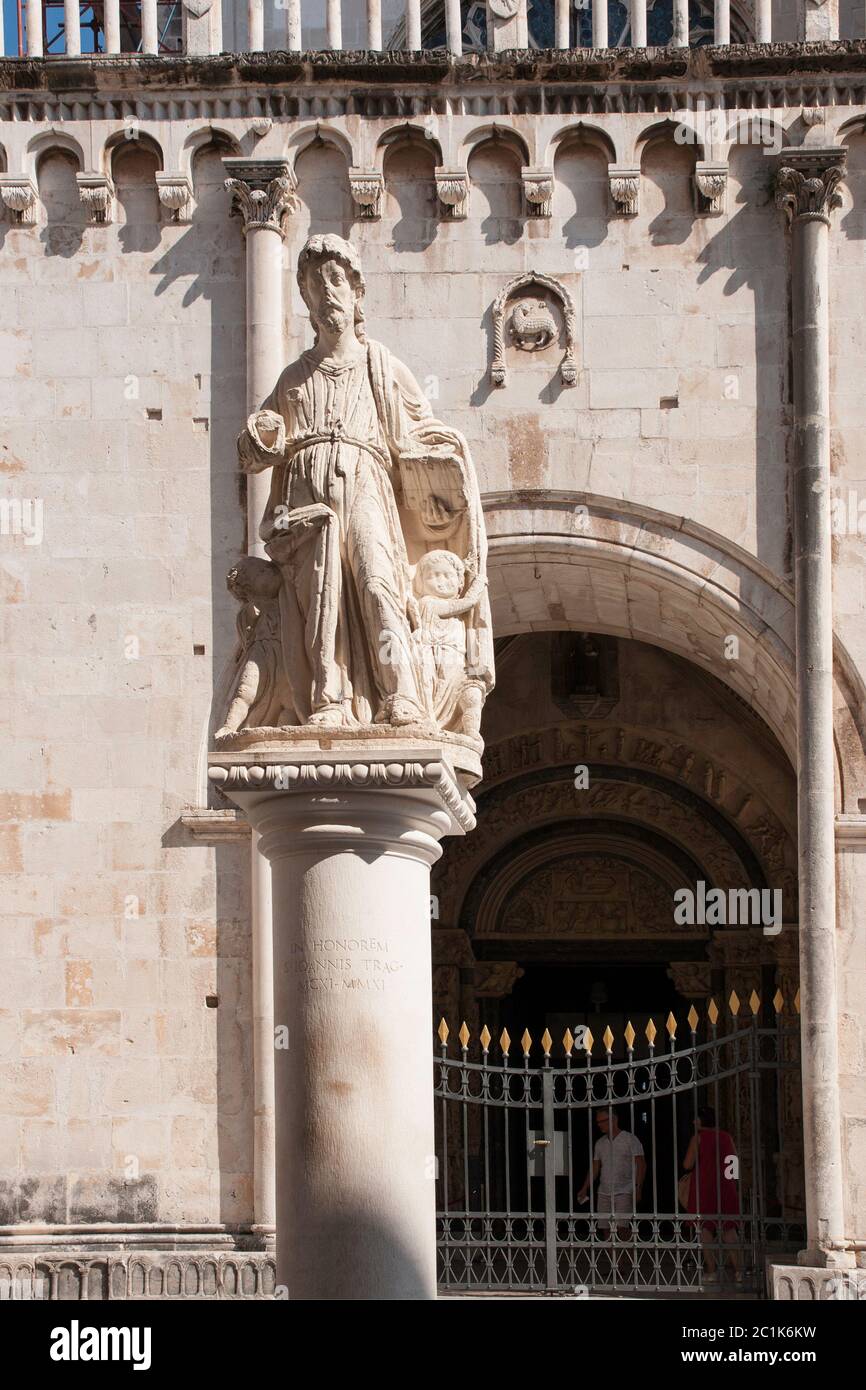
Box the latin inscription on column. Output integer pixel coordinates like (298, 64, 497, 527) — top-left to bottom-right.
(291, 938, 404, 992)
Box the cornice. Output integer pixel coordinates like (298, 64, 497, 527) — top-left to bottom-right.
(5, 43, 866, 108)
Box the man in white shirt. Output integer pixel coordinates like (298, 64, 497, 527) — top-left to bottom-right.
(578, 1108, 645, 1239)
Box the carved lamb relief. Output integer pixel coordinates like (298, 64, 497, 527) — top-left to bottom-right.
(490, 272, 578, 388)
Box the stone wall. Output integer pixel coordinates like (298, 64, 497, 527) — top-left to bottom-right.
(2, 62, 866, 1245)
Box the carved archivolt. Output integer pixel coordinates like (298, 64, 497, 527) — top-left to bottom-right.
(490, 271, 577, 389)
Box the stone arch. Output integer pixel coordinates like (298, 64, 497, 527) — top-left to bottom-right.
(181, 125, 241, 183)
(380, 129, 439, 252)
(104, 128, 164, 176)
(25, 129, 86, 179)
(633, 117, 706, 168)
(637, 122, 700, 242)
(480, 495, 866, 809)
(110, 139, 162, 248)
(287, 122, 356, 175)
(291, 137, 353, 242)
(466, 132, 525, 245)
(545, 121, 619, 170)
(376, 122, 443, 171)
(461, 122, 532, 168)
(550, 129, 612, 248)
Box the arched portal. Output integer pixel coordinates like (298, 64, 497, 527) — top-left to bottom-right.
(431, 516, 822, 1295)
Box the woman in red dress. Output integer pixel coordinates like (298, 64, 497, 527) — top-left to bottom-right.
(682, 1105, 741, 1283)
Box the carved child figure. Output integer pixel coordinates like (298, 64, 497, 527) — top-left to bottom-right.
(410, 550, 486, 739)
(216, 557, 286, 737)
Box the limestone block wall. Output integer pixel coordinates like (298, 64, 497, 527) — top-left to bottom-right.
(1, 70, 865, 1236)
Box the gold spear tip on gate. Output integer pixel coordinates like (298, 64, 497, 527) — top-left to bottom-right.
(794, 988, 801, 1014)
(729, 989, 741, 1016)
(687, 1005, 699, 1032)
(500, 1027, 511, 1054)
(583, 1027, 594, 1053)
(624, 1021, 635, 1049)
(645, 1018, 657, 1045)
(602, 1025, 614, 1051)
(563, 1027, 575, 1056)
(480, 1024, 491, 1052)
(541, 1028, 553, 1056)
(749, 990, 761, 1016)
(707, 997, 719, 1025)
(521, 1028, 532, 1056)
(666, 1011, 677, 1039)
(437, 1017, 449, 1045)
(773, 989, 784, 1015)
(458, 1021, 470, 1049)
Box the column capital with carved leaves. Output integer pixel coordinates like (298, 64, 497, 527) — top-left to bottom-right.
(223, 157, 297, 238)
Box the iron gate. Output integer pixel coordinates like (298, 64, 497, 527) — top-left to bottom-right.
(434, 993, 803, 1295)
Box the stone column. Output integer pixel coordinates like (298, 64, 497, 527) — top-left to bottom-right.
(210, 745, 476, 1300)
(223, 157, 296, 1241)
(797, 0, 837, 41)
(775, 146, 849, 1265)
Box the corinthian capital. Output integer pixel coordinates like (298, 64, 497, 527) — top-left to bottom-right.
(222, 157, 297, 236)
(775, 148, 846, 227)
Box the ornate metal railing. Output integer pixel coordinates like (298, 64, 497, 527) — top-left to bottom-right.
(435, 991, 804, 1295)
(2, 0, 855, 60)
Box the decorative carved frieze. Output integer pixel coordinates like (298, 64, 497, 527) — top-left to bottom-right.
(223, 156, 296, 235)
(667, 960, 712, 999)
(694, 161, 727, 215)
(76, 172, 114, 224)
(474, 960, 524, 997)
(208, 756, 478, 834)
(521, 166, 554, 218)
(155, 171, 193, 222)
(0, 1251, 275, 1300)
(349, 167, 384, 220)
(0, 174, 38, 226)
(608, 165, 640, 217)
(435, 167, 470, 219)
(774, 147, 846, 226)
(491, 271, 577, 388)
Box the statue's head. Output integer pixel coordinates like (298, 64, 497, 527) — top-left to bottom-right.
(297, 234, 366, 343)
(227, 556, 281, 602)
(415, 549, 465, 601)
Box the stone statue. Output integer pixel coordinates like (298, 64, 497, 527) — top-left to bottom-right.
(215, 557, 288, 737)
(225, 233, 494, 742)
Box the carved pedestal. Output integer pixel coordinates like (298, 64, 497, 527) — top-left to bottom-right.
(210, 738, 476, 1300)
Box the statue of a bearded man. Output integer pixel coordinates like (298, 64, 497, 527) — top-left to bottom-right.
(228, 233, 494, 740)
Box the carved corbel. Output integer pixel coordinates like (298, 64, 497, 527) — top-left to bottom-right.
(608, 165, 640, 217)
(521, 166, 554, 219)
(0, 174, 39, 226)
(490, 270, 578, 389)
(223, 157, 297, 236)
(77, 172, 114, 225)
(349, 168, 384, 221)
(694, 161, 727, 216)
(155, 172, 194, 223)
(435, 167, 470, 220)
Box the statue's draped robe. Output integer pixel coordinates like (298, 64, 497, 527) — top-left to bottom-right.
(238, 340, 494, 728)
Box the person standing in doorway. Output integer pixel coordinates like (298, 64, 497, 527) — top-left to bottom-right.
(578, 1107, 646, 1239)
